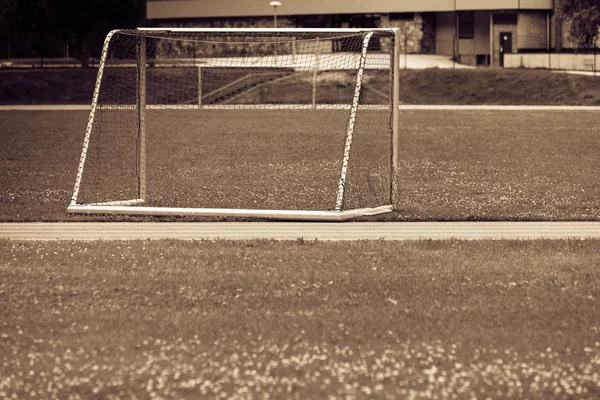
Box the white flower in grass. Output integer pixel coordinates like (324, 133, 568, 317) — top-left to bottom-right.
(423, 365, 438, 375)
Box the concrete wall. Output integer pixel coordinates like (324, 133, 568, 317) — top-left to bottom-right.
(147, 0, 553, 20)
(456, 0, 552, 10)
(519, 0, 554, 9)
(518, 10, 548, 50)
(435, 11, 490, 65)
(435, 12, 455, 57)
(504, 53, 600, 72)
(457, 11, 491, 65)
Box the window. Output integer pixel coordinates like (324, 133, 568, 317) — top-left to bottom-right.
(389, 12, 414, 21)
(493, 13, 517, 25)
(458, 11, 474, 39)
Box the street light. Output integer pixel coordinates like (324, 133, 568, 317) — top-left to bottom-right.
(269, 1, 282, 28)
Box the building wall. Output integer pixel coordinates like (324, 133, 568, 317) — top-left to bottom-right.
(518, 10, 548, 50)
(457, 10, 491, 65)
(155, 16, 296, 29)
(380, 13, 436, 54)
(147, 0, 553, 20)
(146, 1, 564, 66)
(435, 11, 491, 64)
(435, 12, 455, 57)
(421, 13, 437, 54)
(154, 12, 436, 55)
(492, 24, 518, 66)
(456, 0, 552, 11)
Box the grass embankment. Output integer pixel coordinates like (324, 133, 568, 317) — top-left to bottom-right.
(2, 67, 600, 105)
(399, 68, 600, 105)
(0, 69, 98, 105)
(1, 239, 599, 399)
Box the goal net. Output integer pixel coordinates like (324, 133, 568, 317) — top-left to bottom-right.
(68, 28, 400, 221)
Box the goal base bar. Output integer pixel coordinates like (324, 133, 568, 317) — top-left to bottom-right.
(67, 205, 394, 222)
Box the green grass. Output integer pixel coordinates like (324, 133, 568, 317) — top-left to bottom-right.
(1, 109, 598, 221)
(1, 239, 599, 399)
(2, 67, 600, 105)
(399, 68, 600, 106)
(396, 110, 600, 221)
(0, 69, 98, 105)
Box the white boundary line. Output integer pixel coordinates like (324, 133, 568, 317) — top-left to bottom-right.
(2, 104, 600, 111)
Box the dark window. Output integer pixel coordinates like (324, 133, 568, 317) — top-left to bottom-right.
(493, 13, 517, 25)
(458, 11, 474, 39)
(389, 12, 414, 21)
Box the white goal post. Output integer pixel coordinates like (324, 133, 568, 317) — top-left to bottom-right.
(68, 28, 401, 221)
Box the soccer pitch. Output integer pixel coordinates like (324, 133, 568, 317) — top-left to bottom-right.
(1, 108, 598, 221)
(1, 108, 599, 398)
(1, 239, 599, 399)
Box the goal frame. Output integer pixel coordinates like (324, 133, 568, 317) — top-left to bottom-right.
(67, 27, 401, 221)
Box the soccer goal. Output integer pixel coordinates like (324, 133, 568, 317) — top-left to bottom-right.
(68, 28, 401, 221)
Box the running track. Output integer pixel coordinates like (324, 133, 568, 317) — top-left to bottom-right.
(1, 222, 599, 241)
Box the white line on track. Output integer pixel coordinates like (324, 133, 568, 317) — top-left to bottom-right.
(1, 222, 599, 241)
(2, 105, 600, 111)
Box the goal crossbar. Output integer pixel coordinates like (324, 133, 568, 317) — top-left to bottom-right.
(137, 27, 399, 34)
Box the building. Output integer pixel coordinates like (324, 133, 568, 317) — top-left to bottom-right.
(146, 0, 572, 67)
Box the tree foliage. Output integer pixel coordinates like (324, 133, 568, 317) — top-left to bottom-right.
(557, 0, 600, 47)
(0, 0, 144, 62)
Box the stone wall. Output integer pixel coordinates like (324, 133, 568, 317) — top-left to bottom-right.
(156, 16, 295, 30)
(379, 13, 435, 54)
(153, 17, 298, 58)
(152, 13, 436, 57)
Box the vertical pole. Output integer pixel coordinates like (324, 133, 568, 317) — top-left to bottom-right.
(70, 30, 118, 206)
(137, 36, 147, 202)
(292, 37, 297, 66)
(594, 34, 598, 76)
(490, 13, 494, 67)
(312, 38, 320, 109)
(454, 2, 458, 68)
(404, 32, 408, 69)
(192, 41, 196, 67)
(198, 66, 202, 108)
(272, 5, 278, 63)
(391, 29, 401, 207)
(335, 31, 373, 211)
(547, 11, 551, 70)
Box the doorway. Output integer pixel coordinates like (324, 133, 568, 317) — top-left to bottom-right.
(499, 32, 513, 67)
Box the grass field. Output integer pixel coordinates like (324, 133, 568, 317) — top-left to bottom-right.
(1, 109, 598, 221)
(74, 108, 391, 212)
(1, 239, 599, 399)
(396, 110, 600, 221)
(1, 73, 599, 398)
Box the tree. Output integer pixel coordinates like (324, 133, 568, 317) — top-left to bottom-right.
(0, 0, 143, 65)
(0, 0, 17, 57)
(48, 0, 143, 66)
(556, 0, 600, 47)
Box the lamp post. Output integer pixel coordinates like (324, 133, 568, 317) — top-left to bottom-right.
(269, 1, 282, 28)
